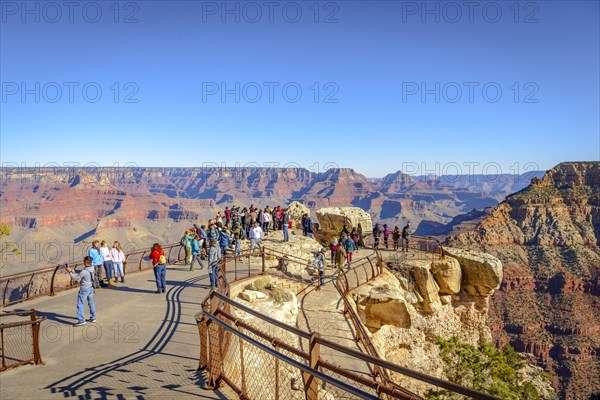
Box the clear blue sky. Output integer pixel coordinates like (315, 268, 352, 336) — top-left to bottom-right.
(1, 0, 598, 177)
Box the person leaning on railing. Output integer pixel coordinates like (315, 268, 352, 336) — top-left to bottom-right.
(65, 256, 97, 327)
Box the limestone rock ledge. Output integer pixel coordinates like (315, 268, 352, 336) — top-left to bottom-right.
(349, 248, 554, 398)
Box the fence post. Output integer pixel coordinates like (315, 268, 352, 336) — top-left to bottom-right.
(50, 266, 60, 296)
(2, 279, 10, 306)
(30, 309, 43, 365)
(261, 247, 266, 275)
(303, 332, 320, 400)
(1, 327, 6, 370)
(197, 305, 209, 370)
(239, 325, 248, 398)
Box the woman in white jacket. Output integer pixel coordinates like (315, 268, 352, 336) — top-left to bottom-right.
(111, 241, 126, 283)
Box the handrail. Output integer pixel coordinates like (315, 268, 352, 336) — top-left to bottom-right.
(200, 281, 500, 399)
(1, 242, 185, 307)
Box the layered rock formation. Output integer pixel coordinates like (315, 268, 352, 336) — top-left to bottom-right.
(0, 166, 539, 275)
(445, 162, 600, 399)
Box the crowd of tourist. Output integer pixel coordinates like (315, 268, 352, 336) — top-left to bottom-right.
(68, 203, 413, 326)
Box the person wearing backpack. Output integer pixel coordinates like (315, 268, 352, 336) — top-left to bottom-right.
(218, 228, 229, 256)
(401, 222, 412, 252)
(190, 234, 204, 271)
(372, 223, 381, 249)
(312, 248, 327, 287)
(150, 243, 167, 294)
(232, 223, 243, 255)
(392, 226, 401, 251)
(65, 256, 97, 327)
(208, 239, 222, 288)
(181, 230, 194, 266)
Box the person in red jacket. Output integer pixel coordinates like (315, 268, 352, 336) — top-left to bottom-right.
(149, 243, 166, 294)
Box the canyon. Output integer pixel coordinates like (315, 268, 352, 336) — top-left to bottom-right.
(445, 162, 600, 399)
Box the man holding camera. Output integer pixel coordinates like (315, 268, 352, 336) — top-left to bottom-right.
(65, 256, 97, 327)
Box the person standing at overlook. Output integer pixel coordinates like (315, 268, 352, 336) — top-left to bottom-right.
(402, 222, 412, 252)
(88, 240, 104, 288)
(224, 207, 232, 228)
(65, 256, 97, 327)
(249, 221, 264, 251)
(110, 241, 126, 283)
(208, 239, 222, 288)
(149, 243, 166, 294)
(100, 240, 116, 286)
(392, 226, 401, 251)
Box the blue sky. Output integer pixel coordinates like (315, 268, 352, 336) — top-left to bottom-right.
(1, 0, 598, 177)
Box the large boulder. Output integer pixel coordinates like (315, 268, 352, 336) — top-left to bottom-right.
(410, 265, 441, 314)
(443, 247, 503, 296)
(286, 201, 311, 229)
(316, 206, 373, 239)
(430, 257, 462, 294)
(351, 271, 412, 332)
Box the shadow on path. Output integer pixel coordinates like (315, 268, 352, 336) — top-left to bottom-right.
(44, 274, 226, 399)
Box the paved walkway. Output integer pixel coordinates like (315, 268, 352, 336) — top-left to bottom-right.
(296, 248, 378, 379)
(1, 246, 412, 399)
(1, 264, 235, 400)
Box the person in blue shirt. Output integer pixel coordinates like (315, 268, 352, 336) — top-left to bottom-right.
(190, 234, 204, 271)
(88, 240, 104, 288)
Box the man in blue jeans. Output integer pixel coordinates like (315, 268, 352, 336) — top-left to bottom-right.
(208, 239, 222, 288)
(282, 211, 290, 242)
(66, 256, 97, 327)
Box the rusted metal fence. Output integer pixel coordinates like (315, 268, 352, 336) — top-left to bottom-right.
(198, 244, 500, 400)
(197, 290, 501, 400)
(0, 309, 46, 371)
(1, 243, 184, 307)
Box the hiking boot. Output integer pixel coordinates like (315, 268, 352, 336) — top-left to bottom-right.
(121, 276, 125, 283)
(88, 318, 97, 323)
(74, 321, 88, 327)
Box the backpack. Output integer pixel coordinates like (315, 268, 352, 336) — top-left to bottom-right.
(158, 254, 167, 264)
(180, 235, 186, 246)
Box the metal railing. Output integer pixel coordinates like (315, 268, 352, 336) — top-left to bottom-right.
(1, 243, 185, 307)
(0, 309, 46, 371)
(371, 234, 445, 263)
(197, 245, 500, 400)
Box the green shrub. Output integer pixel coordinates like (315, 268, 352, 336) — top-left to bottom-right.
(426, 336, 545, 400)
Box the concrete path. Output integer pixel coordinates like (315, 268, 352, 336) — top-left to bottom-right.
(296, 248, 378, 379)
(1, 264, 236, 400)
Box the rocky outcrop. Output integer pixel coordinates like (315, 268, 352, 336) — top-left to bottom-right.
(445, 162, 600, 399)
(286, 201, 310, 229)
(351, 272, 412, 332)
(409, 264, 441, 314)
(316, 206, 373, 239)
(443, 247, 502, 296)
(430, 257, 462, 294)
